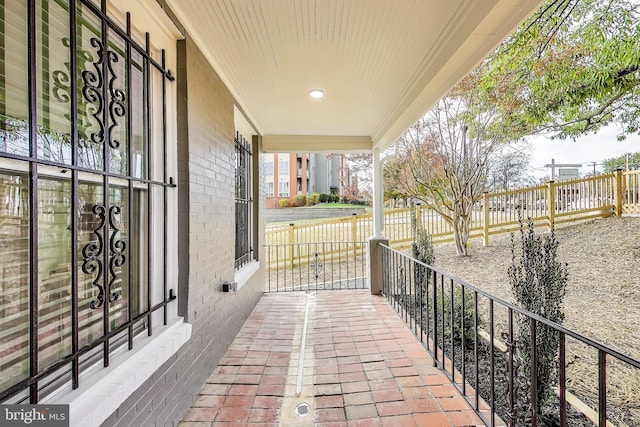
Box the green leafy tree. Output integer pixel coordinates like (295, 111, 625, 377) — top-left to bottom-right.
(603, 151, 640, 172)
(485, 0, 640, 141)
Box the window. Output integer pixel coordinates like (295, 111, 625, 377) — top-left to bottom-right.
(278, 154, 289, 176)
(278, 181, 290, 197)
(0, 0, 177, 404)
(264, 158, 273, 178)
(235, 132, 253, 269)
(265, 181, 274, 198)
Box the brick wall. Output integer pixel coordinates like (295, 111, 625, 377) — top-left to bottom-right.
(104, 33, 264, 427)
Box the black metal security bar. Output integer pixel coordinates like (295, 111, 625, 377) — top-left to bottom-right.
(264, 242, 367, 292)
(235, 131, 253, 269)
(379, 243, 640, 427)
(0, 0, 176, 403)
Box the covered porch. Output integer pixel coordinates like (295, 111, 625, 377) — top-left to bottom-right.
(181, 290, 486, 426)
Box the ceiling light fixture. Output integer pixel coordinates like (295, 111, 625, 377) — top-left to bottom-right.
(309, 89, 324, 99)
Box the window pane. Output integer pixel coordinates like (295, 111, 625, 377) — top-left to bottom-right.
(76, 5, 104, 171)
(106, 33, 128, 175)
(108, 183, 128, 330)
(130, 185, 147, 317)
(0, 2, 29, 156)
(130, 50, 145, 179)
(38, 177, 72, 370)
(0, 170, 29, 391)
(37, 0, 72, 165)
(78, 178, 104, 347)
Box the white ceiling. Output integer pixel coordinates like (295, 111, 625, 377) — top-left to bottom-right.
(167, 0, 543, 152)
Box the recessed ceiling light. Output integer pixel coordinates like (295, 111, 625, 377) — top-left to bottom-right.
(309, 89, 324, 99)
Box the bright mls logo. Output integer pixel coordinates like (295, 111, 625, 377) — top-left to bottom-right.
(1, 405, 69, 426)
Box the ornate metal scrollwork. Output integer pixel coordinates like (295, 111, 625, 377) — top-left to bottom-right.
(82, 38, 106, 146)
(107, 206, 125, 303)
(107, 51, 126, 149)
(79, 37, 127, 149)
(82, 204, 126, 309)
(82, 205, 106, 309)
(312, 252, 324, 279)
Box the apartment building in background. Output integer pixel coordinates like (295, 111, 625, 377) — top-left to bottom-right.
(264, 153, 342, 208)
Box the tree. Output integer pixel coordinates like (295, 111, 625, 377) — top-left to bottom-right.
(394, 68, 508, 256)
(486, 144, 534, 191)
(485, 0, 640, 141)
(383, 156, 409, 207)
(603, 151, 640, 172)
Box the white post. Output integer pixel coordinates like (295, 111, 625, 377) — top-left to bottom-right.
(372, 147, 384, 238)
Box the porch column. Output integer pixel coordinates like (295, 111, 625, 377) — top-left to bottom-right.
(368, 147, 388, 295)
(372, 147, 384, 238)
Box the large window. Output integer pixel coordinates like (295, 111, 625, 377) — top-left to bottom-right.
(0, 0, 176, 403)
(278, 181, 290, 197)
(265, 181, 274, 198)
(235, 132, 253, 269)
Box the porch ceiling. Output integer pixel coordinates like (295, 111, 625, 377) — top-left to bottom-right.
(167, 0, 542, 152)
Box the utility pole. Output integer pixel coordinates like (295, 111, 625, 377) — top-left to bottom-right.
(588, 162, 597, 175)
(544, 158, 582, 181)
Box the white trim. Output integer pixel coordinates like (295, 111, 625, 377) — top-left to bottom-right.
(60, 319, 192, 427)
(234, 261, 260, 291)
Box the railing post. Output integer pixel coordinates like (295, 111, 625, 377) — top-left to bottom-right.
(614, 168, 624, 216)
(288, 223, 295, 268)
(483, 192, 489, 247)
(351, 213, 358, 243)
(547, 181, 555, 230)
(367, 237, 388, 295)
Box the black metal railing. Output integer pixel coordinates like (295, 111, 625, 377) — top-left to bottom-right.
(264, 242, 367, 292)
(380, 243, 640, 427)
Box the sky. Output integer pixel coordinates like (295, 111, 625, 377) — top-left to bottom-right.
(527, 124, 640, 178)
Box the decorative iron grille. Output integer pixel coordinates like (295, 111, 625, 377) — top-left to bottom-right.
(235, 131, 253, 269)
(0, 0, 176, 404)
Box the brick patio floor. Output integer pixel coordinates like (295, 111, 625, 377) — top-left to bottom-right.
(180, 290, 486, 426)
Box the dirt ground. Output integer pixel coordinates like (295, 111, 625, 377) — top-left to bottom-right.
(432, 216, 640, 426)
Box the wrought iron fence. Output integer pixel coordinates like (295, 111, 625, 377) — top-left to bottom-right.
(380, 243, 640, 427)
(264, 242, 367, 292)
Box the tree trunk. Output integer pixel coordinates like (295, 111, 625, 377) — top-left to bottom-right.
(452, 211, 470, 256)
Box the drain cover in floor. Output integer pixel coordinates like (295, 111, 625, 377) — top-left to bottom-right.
(295, 402, 310, 417)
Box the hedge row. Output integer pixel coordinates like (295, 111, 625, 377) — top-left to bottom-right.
(277, 192, 340, 208)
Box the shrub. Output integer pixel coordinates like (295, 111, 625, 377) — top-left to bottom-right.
(319, 193, 328, 203)
(278, 198, 290, 208)
(508, 218, 568, 410)
(307, 192, 320, 205)
(292, 195, 306, 207)
(412, 221, 434, 308)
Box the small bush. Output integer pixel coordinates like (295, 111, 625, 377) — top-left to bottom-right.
(508, 218, 568, 410)
(319, 193, 328, 203)
(292, 195, 306, 207)
(307, 192, 320, 205)
(278, 199, 290, 208)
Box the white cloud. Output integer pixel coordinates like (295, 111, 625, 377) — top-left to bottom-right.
(528, 125, 640, 178)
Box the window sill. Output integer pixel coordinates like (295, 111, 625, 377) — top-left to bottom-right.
(60, 318, 192, 427)
(234, 261, 260, 291)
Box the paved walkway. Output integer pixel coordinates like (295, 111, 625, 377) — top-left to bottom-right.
(180, 290, 485, 426)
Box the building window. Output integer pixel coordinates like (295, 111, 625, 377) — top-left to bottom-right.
(265, 181, 274, 198)
(235, 132, 253, 269)
(264, 158, 273, 177)
(0, 0, 177, 403)
(278, 181, 290, 197)
(278, 154, 289, 176)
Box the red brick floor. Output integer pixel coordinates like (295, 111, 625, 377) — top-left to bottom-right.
(180, 290, 485, 426)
